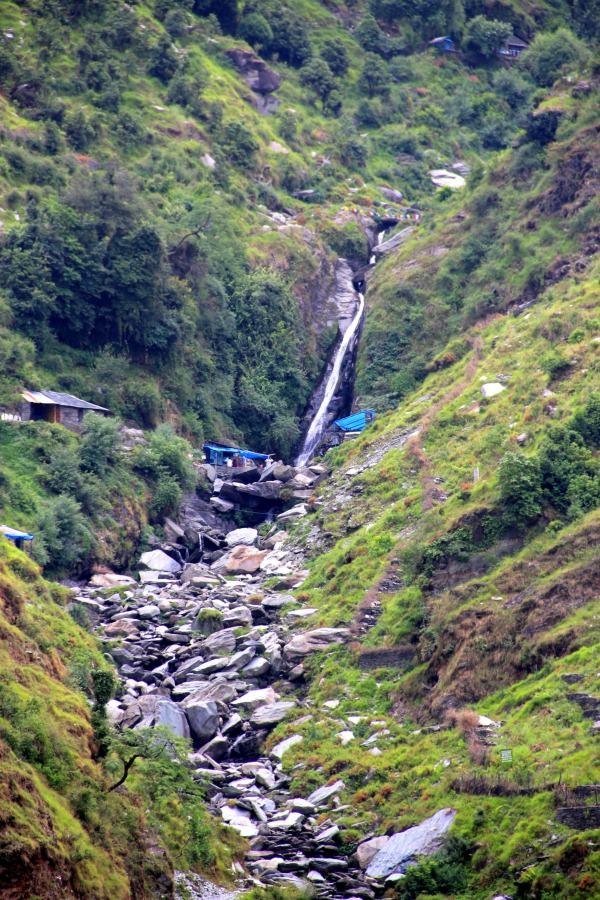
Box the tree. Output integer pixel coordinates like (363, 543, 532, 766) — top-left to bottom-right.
(148, 35, 179, 83)
(498, 451, 543, 526)
(356, 14, 391, 56)
(239, 12, 273, 51)
(270, 12, 312, 67)
(320, 37, 349, 76)
(464, 16, 512, 58)
(300, 58, 335, 106)
(359, 53, 390, 98)
(193, 0, 238, 33)
(520, 28, 589, 87)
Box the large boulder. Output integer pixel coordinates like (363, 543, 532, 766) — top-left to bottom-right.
(283, 628, 350, 662)
(307, 779, 345, 806)
(155, 699, 190, 739)
(225, 527, 258, 548)
(201, 628, 237, 656)
(139, 549, 182, 574)
(233, 687, 279, 712)
(356, 836, 389, 869)
(251, 701, 296, 726)
(181, 698, 219, 743)
(225, 48, 281, 94)
(211, 545, 270, 575)
(366, 808, 457, 878)
(183, 682, 238, 706)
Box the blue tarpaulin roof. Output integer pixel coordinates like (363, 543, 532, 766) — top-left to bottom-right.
(333, 410, 376, 432)
(0, 524, 34, 541)
(203, 443, 270, 461)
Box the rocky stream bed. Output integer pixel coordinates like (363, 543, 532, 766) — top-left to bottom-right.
(75, 464, 456, 899)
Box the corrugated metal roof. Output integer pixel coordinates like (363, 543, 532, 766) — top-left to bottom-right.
(0, 524, 34, 541)
(22, 390, 110, 412)
(333, 410, 375, 432)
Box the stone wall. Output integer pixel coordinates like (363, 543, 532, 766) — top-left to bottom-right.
(358, 646, 415, 670)
(556, 806, 600, 829)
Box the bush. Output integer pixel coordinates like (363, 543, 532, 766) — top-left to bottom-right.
(34, 494, 96, 573)
(520, 28, 589, 87)
(540, 348, 570, 379)
(572, 393, 600, 448)
(539, 426, 600, 518)
(399, 835, 473, 899)
(80, 414, 121, 476)
(359, 53, 390, 99)
(239, 12, 273, 51)
(149, 475, 183, 521)
(498, 451, 543, 526)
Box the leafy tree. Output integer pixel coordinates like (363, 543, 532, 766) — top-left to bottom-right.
(463, 16, 512, 58)
(539, 426, 600, 517)
(356, 14, 391, 56)
(498, 451, 543, 526)
(572, 393, 600, 448)
(270, 11, 312, 67)
(492, 69, 534, 110)
(193, 0, 238, 34)
(520, 28, 589, 87)
(567, 0, 600, 40)
(320, 37, 349, 76)
(222, 121, 259, 167)
(300, 58, 335, 107)
(80, 414, 121, 476)
(359, 53, 390, 99)
(164, 8, 189, 39)
(239, 12, 273, 51)
(148, 35, 179, 83)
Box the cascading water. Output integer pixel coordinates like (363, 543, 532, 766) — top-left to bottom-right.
(296, 290, 364, 467)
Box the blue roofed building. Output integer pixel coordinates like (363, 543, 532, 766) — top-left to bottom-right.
(203, 443, 271, 468)
(428, 36, 456, 53)
(327, 410, 376, 446)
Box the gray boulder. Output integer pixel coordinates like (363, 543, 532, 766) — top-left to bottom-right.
(225, 527, 258, 547)
(182, 698, 219, 743)
(139, 549, 182, 573)
(366, 808, 457, 878)
(356, 836, 389, 869)
(201, 628, 237, 656)
(251, 701, 296, 726)
(155, 699, 191, 739)
(283, 628, 350, 662)
(307, 779, 345, 807)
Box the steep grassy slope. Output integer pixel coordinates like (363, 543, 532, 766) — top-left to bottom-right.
(273, 81, 600, 900)
(0, 535, 242, 897)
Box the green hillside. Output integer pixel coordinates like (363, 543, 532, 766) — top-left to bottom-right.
(1, 0, 600, 897)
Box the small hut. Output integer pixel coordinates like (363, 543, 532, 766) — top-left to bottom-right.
(19, 390, 111, 433)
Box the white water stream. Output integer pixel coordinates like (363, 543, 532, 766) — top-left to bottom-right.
(296, 291, 364, 467)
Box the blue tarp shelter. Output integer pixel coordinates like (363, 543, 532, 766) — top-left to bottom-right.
(0, 524, 34, 551)
(203, 443, 270, 466)
(333, 410, 376, 433)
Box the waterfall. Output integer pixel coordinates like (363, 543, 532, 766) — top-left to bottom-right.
(296, 291, 364, 467)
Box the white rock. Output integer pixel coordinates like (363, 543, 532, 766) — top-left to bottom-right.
(225, 527, 258, 548)
(271, 734, 303, 759)
(481, 382, 506, 398)
(138, 604, 161, 618)
(337, 730, 354, 746)
(139, 549, 182, 573)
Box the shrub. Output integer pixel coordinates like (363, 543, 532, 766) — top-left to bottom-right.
(572, 393, 600, 448)
(80, 414, 121, 476)
(539, 426, 600, 518)
(34, 494, 96, 573)
(540, 348, 570, 379)
(149, 475, 183, 521)
(239, 12, 273, 51)
(498, 451, 543, 526)
(359, 53, 390, 99)
(520, 28, 589, 87)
